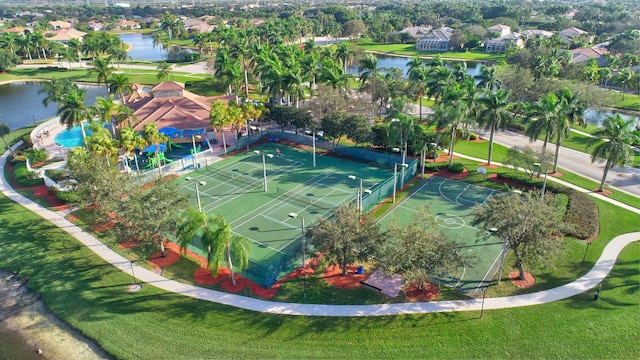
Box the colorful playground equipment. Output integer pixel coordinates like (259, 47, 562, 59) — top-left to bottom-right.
(144, 152, 173, 169)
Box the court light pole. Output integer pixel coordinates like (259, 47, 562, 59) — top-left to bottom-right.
(288, 212, 306, 299)
(254, 150, 273, 192)
(393, 163, 408, 203)
(191, 134, 198, 169)
(185, 177, 206, 213)
(348, 175, 363, 213)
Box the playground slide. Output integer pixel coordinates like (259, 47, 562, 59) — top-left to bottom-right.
(168, 140, 183, 149)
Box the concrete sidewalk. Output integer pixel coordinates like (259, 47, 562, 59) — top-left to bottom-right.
(1, 147, 639, 316)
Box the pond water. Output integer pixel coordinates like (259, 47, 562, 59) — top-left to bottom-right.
(0, 82, 107, 130)
(118, 33, 194, 61)
(584, 109, 639, 127)
(347, 54, 482, 78)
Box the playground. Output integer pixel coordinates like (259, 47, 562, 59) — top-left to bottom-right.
(378, 176, 504, 296)
(176, 141, 393, 286)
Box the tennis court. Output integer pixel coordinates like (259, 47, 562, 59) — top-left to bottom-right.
(378, 176, 504, 296)
(176, 141, 394, 286)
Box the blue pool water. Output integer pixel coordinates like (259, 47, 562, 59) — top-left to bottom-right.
(55, 124, 92, 148)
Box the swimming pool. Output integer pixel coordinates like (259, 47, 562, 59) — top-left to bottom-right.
(54, 124, 92, 148)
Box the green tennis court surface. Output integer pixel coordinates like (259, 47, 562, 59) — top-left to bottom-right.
(379, 176, 504, 296)
(177, 142, 393, 286)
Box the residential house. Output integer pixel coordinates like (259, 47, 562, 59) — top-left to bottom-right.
(487, 24, 511, 37)
(399, 26, 432, 38)
(416, 27, 454, 51)
(484, 33, 524, 53)
(87, 21, 105, 32)
(570, 44, 609, 66)
(519, 29, 553, 38)
(184, 19, 214, 33)
(49, 20, 72, 30)
(560, 27, 588, 42)
(45, 29, 86, 43)
(116, 20, 140, 30)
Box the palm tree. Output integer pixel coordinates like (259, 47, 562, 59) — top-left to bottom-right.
(85, 123, 117, 165)
(93, 95, 122, 136)
(407, 57, 429, 123)
(68, 38, 83, 68)
(108, 73, 132, 104)
(525, 93, 563, 153)
(39, 78, 72, 108)
(476, 65, 502, 92)
(615, 68, 634, 100)
(210, 100, 231, 153)
(90, 56, 114, 90)
(477, 89, 512, 166)
(334, 42, 356, 74)
(118, 126, 146, 173)
(143, 123, 168, 176)
(156, 61, 172, 82)
(357, 53, 378, 86)
(435, 83, 470, 166)
(588, 115, 640, 192)
(426, 65, 453, 105)
(0, 121, 13, 157)
(57, 85, 92, 141)
(177, 209, 250, 286)
(152, 32, 165, 61)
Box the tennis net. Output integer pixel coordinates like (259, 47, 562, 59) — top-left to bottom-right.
(215, 169, 262, 187)
(277, 187, 343, 210)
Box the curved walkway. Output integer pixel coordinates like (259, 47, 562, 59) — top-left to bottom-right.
(1, 149, 638, 316)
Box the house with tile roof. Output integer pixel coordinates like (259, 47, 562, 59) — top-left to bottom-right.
(560, 27, 589, 43)
(45, 29, 86, 43)
(116, 20, 140, 30)
(399, 26, 432, 38)
(487, 24, 511, 37)
(49, 20, 72, 30)
(416, 27, 455, 51)
(570, 44, 609, 66)
(484, 32, 524, 53)
(123, 81, 234, 134)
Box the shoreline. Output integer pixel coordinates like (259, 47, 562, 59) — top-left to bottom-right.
(0, 270, 110, 360)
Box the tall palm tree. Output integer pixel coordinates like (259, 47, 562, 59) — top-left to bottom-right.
(152, 32, 165, 61)
(334, 42, 356, 74)
(57, 85, 92, 141)
(108, 73, 132, 104)
(85, 123, 117, 166)
(90, 56, 114, 90)
(588, 114, 640, 192)
(435, 83, 470, 166)
(477, 89, 512, 166)
(177, 209, 250, 287)
(476, 65, 502, 92)
(118, 126, 146, 173)
(0, 121, 13, 157)
(156, 61, 172, 82)
(407, 57, 429, 123)
(68, 38, 83, 68)
(39, 78, 72, 108)
(283, 66, 307, 108)
(615, 68, 633, 100)
(426, 65, 453, 105)
(357, 53, 378, 86)
(93, 95, 122, 136)
(525, 93, 563, 153)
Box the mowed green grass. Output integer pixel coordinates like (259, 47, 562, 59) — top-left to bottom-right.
(0, 188, 638, 359)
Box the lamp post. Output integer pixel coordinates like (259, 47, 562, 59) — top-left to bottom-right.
(348, 175, 363, 213)
(534, 162, 549, 199)
(393, 163, 408, 203)
(185, 177, 206, 212)
(582, 241, 592, 266)
(254, 150, 273, 192)
(289, 212, 306, 299)
(191, 134, 198, 169)
(130, 260, 138, 286)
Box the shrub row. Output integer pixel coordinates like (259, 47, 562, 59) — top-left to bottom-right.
(556, 188, 599, 239)
(13, 162, 44, 187)
(44, 169, 68, 182)
(49, 186, 77, 204)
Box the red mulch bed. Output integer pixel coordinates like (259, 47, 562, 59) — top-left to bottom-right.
(322, 264, 367, 289)
(193, 267, 229, 286)
(593, 188, 613, 196)
(148, 248, 181, 268)
(117, 241, 140, 249)
(403, 282, 440, 302)
(90, 220, 116, 232)
(509, 271, 535, 289)
(5, 163, 67, 210)
(487, 174, 537, 191)
(478, 163, 499, 169)
(432, 168, 469, 180)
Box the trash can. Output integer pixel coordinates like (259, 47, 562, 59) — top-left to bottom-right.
(197, 163, 201, 169)
(356, 266, 364, 275)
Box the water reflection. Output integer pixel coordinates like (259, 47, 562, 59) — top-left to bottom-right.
(0, 82, 107, 130)
(118, 33, 194, 61)
(347, 54, 482, 77)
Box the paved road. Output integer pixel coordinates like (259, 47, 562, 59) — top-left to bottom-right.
(477, 129, 640, 198)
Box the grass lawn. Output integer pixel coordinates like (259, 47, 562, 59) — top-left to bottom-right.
(0, 187, 638, 359)
(354, 41, 505, 62)
(609, 92, 640, 112)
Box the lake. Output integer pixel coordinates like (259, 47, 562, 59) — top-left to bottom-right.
(119, 33, 194, 61)
(0, 82, 107, 130)
(347, 54, 483, 77)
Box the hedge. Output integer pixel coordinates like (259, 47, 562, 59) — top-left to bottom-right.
(556, 188, 599, 239)
(13, 161, 44, 187)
